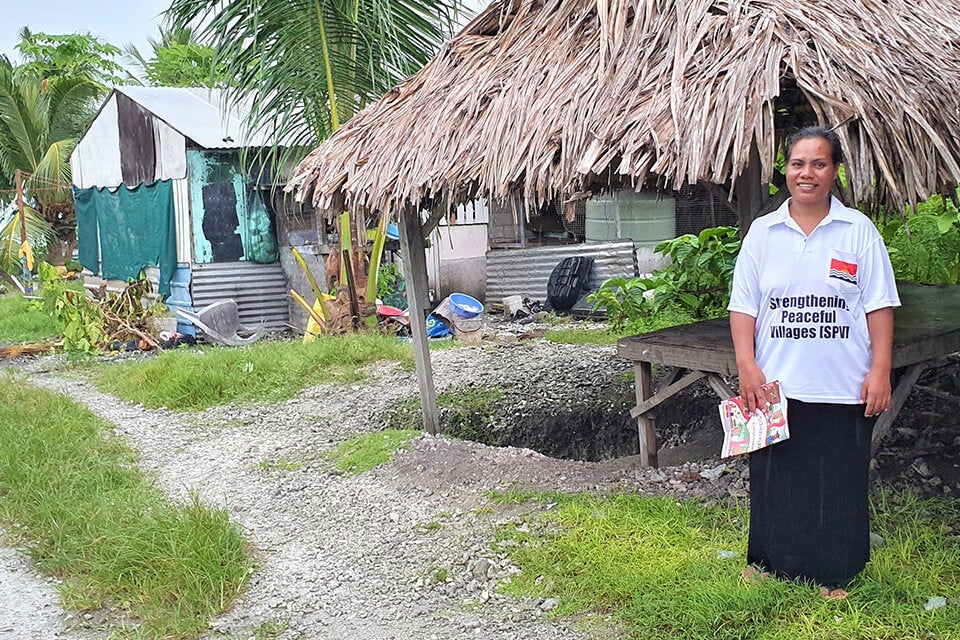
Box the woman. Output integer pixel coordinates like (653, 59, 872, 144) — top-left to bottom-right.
(727, 126, 900, 598)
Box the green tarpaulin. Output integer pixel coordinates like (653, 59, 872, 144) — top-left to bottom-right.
(74, 180, 176, 296)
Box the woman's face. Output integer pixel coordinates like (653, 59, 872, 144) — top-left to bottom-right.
(786, 137, 839, 208)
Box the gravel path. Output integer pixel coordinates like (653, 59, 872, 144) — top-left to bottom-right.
(9, 339, 745, 639)
(0, 545, 71, 639)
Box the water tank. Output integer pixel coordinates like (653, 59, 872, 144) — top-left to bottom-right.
(585, 190, 676, 272)
(584, 190, 676, 251)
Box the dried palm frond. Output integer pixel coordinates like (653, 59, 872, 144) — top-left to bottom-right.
(288, 0, 960, 219)
(0, 342, 59, 360)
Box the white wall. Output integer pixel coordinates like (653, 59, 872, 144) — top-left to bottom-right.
(426, 221, 488, 301)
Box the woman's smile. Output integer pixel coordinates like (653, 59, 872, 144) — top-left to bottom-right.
(786, 138, 839, 207)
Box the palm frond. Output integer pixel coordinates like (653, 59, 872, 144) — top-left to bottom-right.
(31, 139, 76, 195)
(288, 0, 960, 219)
(166, 0, 465, 157)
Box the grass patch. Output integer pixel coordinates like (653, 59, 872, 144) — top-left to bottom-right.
(492, 491, 960, 640)
(0, 292, 61, 343)
(252, 619, 290, 638)
(325, 429, 421, 474)
(0, 374, 251, 638)
(384, 386, 506, 438)
(620, 305, 704, 335)
(92, 332, 413, 411)
(439, 386, 505, 441)
(544, 327, 620, 345)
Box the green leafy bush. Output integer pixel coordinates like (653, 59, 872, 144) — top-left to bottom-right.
(650, 226, 740, 318)
(880, 195, 960, 285)
(589, 226, 741, 326)
(377, 262, 403, 299)
(38, 262, 103, 353)
(586, 276, 653, 329)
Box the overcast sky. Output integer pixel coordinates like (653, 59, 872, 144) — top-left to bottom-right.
(0, 0, 488, 66)
(0, 0, 173, 62)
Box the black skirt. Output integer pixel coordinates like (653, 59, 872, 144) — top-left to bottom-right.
(747, 399, 876, 587)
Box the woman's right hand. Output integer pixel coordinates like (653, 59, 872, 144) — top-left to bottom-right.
(737, 361, 767, 413)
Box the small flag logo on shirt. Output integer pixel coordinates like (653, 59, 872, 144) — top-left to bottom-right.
(829, 258, 858, 285)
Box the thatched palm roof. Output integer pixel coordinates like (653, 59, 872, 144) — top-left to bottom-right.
(289, 0, 960, 219)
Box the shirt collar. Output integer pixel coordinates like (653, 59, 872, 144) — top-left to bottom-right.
(759, 196, 857, 231)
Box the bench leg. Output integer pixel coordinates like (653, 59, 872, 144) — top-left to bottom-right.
(634, 361, 658, 468)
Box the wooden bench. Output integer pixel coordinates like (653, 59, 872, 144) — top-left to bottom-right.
(617, 282, 960, 467)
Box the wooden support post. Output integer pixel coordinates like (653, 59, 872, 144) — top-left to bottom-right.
(634, 361, 658, 468)
(630, 370, 705, 419)
(871, 362, 928, 455)
(732, 143, 768, 235)
(704, 374, 736, 400)
(398, 205, 440, 435)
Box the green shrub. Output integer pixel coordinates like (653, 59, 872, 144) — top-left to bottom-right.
(589, 226, 740, 326)
(880, 195, 960, 284)
(649, 226, 740, 318)
(586, 276, 652, 330)
(93, 333, 413, 411)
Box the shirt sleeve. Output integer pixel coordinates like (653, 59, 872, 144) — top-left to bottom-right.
(727, 227, 762, 317)
(858, 232, 901, 313)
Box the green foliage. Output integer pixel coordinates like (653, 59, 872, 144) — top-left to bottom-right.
(92, 333, 414, 411)
(124, 27, 228, 88)
(621, 305, 700, 335)
(165, 0, 468, 168)
(494, 490, 960, 640)
(15, 28, 128, 87)
(438, 386, 504, 441)
(586, 276, 652, 330)
(0, 291, 60, 343)
(544, 327, 621, 345)
(589, 226, 740, 325)
(384, 385, 505, 438)
(146, 42, 223, 87)
(0, 205, 55, 276)
(650, 226, 740, 318)
(0, 49, 101, 265)
(880, 195, 960, 285)
(253, 619, 291, 639)
(0, 374, 251, 637)
(377, 262, 403, 300)
(38, 261, 102, 352)
(324, 429, 420, 474)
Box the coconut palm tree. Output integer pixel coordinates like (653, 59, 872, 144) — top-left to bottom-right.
(0, 55, 100, 267)
(165, 0, 468, 154)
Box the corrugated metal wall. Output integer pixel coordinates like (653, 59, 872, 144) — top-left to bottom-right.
(173, 177, 191, 262)
(485, 241, 638, 305)
(191, 261, 289, 330)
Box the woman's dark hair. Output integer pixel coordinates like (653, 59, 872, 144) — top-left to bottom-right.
(785, 126, 844, 165)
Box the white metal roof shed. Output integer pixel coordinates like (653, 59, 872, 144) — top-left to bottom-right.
(70, 87, 278, 190)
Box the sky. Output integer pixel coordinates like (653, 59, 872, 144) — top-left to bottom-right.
(0, 0, 488, 63)
(0, 0, 171, 62)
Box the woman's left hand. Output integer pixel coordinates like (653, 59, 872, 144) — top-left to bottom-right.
(860, 366, 892, 417)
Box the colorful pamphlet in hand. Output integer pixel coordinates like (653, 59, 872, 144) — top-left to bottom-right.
(718, 381, 789, 458)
